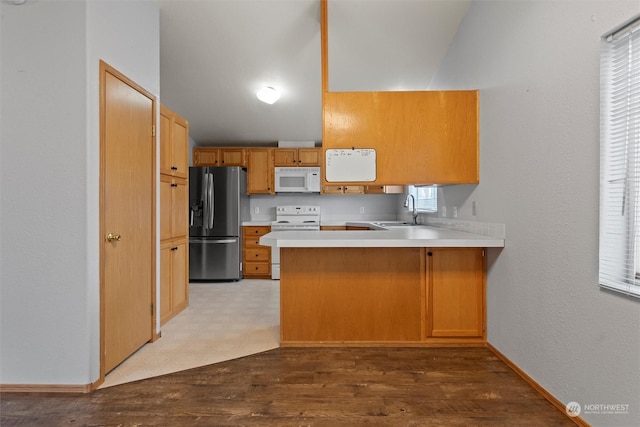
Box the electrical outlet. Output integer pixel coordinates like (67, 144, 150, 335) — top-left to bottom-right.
(254, 207, 260, 214)
(453, 206, 458, 218)
(359, 207, 365, 214)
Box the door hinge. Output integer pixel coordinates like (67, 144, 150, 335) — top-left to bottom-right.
(152, 125, 156, 137)
(482, 249, 485, 257)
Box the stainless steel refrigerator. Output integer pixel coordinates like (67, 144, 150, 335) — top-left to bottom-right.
(189, 166, 249, 281)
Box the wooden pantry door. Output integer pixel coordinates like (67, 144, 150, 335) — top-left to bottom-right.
(100, 61, 156, 377)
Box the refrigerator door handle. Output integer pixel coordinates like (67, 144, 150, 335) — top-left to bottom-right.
(208, 173, 214, 229)
(201, 170, 209, 231)
(190, 238, 237, 244)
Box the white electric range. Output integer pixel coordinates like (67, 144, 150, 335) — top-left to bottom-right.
(270, 205, 320, 279)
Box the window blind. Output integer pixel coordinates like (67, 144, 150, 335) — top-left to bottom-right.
(599, 16, 640, 298)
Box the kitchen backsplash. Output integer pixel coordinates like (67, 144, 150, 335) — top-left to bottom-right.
(249, 193, 404, 222)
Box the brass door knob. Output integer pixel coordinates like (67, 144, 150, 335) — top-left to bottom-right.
(106, 233, 121, 242)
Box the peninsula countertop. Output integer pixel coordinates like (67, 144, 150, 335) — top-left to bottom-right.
(259, 224, 505, 248)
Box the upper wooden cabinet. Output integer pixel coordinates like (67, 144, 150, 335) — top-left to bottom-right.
(192, 147, 218, 166)
(322, 90, 478, 186)
(220, 148, 246, 167)
(160, 105, 189, 178)
(193, 147, 246, 167)
(274, 147, 321, 167)
(247, 148, 274, 194)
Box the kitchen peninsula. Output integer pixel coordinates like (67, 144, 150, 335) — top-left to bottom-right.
(260, 225, 504, 347)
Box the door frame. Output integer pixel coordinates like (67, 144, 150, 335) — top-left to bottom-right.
(98, 60, 157, 385)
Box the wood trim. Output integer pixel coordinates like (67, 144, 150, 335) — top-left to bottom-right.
(90, 376, 103, 391)
(0, 384, 92, 393)
(280, 341, 486, 348)
(99, 60, 157, 384)
(320, 0, 328, 93)
(487, 343, 591, 427)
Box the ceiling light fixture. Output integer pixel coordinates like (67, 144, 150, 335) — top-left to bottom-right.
(256, 86, 281, 104)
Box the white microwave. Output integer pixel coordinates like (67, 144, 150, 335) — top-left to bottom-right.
(274, 167, 321, 193)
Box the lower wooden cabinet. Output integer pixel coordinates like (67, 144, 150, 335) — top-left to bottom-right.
(243, 226, 271, 278)
(427, 248, 485, 339)
(160, 240, 188, 325)
(279, 246, 486, 345)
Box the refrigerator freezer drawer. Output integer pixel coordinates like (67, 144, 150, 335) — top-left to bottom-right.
(189, 238, 241, 281)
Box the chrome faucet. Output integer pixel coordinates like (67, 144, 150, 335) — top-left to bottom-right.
(404, 194, 418, 224)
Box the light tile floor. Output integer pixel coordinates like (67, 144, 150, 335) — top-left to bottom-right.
(100, 279, 280, 388)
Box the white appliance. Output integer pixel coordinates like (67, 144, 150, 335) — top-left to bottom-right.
(270, 205, 321, 279)
(274, 167, 321, 193)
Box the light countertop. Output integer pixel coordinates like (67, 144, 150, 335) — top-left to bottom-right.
(259, 224, 505, 248)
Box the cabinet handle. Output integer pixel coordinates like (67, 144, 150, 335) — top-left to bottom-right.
(171, 166, 178, 170)
(171, 183, 177, 187)
(428, 252, 432, 256)
(171, 247, 178, 251)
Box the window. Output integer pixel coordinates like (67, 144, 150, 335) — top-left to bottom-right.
(407, 185, 438, 213)
(599, 16, 640, 298)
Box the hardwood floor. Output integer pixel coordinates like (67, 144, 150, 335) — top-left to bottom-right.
(1, 347, 575, 426)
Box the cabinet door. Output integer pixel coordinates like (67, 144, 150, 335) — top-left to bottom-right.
(171, 178, 189, 239)
(171, 242, 188, 313)
(321, 185, 343, 194)
(273, 148, 298, 166)
(161, 176, 188, 240)
(160, 240, 189, 325)
(159, 109, 173, 176)
(247, 149, 273, 194)
(193, 148, 219, 166)
(220, 148, 246, 166)
(172, 116, 189, 178)
(160, 105, 189, 178)
(160, 244, 172, 324)
(160, 175, 172, 241)
(297, 148, 321, 166)
(428, 248, 485, 338)
(343, 185, 364, 194)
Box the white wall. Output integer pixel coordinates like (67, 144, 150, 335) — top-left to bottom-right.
(430, 1, 640, 425)
(1, 0, 90, 385)
(0, 0, 159, 386)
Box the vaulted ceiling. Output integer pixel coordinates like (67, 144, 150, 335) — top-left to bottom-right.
(156, 0, 471, 146)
